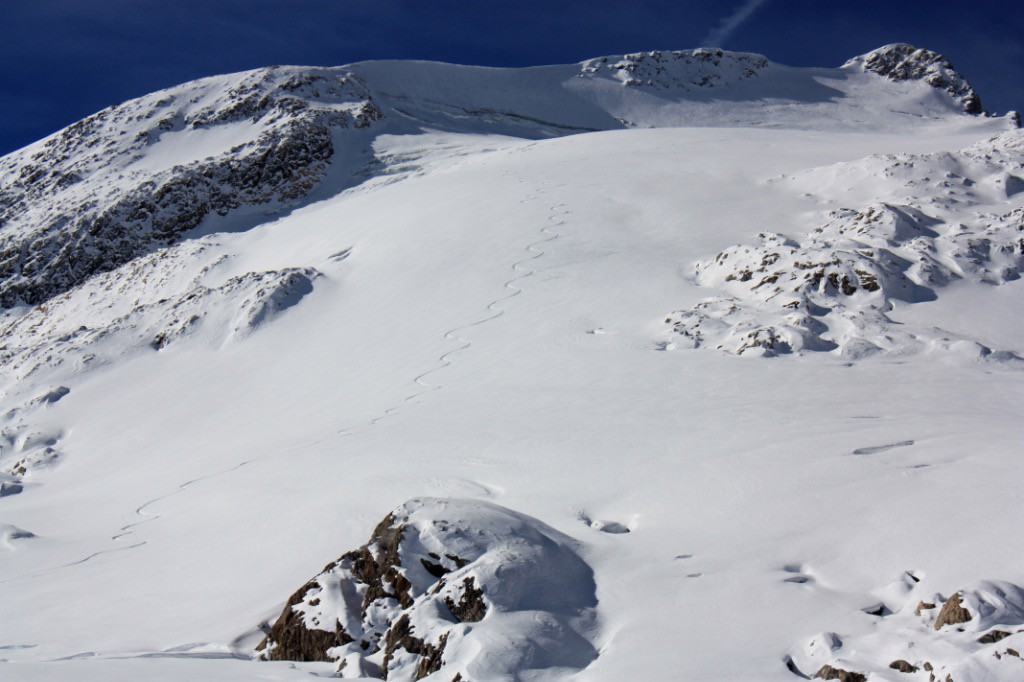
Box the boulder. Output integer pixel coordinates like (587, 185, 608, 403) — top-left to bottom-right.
(256, 498, 598, 681)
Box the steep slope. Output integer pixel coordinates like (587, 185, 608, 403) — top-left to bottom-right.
(1, 46, 1022, 682)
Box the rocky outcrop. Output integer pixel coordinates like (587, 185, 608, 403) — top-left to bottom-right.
(788, 579, 1024, 681)
(662, 130, 1024, 362)
(934, 592, 972, 630)
(844, 43, 984, 114)
(579, 48, 768, 90)
(0, 68, 381, 308)
(256, 498, 598, 680)
(889, 659, 919, 673)
(814, 664, 867, 682)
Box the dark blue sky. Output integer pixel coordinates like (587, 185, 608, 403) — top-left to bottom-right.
(2, 0, 1022, 156)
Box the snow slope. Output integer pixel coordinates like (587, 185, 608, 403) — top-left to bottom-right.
(1, 46, 1023, 681)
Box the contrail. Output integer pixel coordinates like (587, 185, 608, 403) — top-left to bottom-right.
(701, 0, 768, 48)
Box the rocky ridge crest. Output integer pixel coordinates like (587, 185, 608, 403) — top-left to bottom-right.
(843, 43, 984, 115)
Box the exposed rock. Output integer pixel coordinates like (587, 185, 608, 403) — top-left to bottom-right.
(256, 498, 598, 680)
(934, 592, 972, 630)
(889, 659, 919, 673)
(257, 581, 355, 662)
(443, 577, 486, 623)
(844, 43, 984, 114)
(382, 615, 447, 680)
(977, 629, 1011, 644)
(814, 664, 867, 682)
(579, 49, 769, 91)
(792, 580, 1024, 681)
(349, 513, 414, 610)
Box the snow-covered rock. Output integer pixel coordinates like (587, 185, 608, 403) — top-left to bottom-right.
(662, 130, 1024, 360)
(578, 48, 769, 90)
(788, 580, 1024, 681)
(256, 498, 598, 680)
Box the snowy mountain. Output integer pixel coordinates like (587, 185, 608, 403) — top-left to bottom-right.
(1, 45, 1023, 681)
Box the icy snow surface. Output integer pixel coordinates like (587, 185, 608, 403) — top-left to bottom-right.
(1, 47, 1023, 681)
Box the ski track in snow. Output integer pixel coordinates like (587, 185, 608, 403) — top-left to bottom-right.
(8, 178, 567, 585)
(0, 458, 264, 585)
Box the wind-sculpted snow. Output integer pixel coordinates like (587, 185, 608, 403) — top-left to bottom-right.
(844, 43, 985, 114)
(662, 131, 1024, 361)
(0, 238, 320, 482)
(787, 578, 1024, 681)
(0, 240, 321, 391)
(256, 498, 598, 680)
(0, 67, 380, 308)
(0, 386, 68, 490)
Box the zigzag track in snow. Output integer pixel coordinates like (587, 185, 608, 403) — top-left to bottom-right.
(0, 435, 326, 584)
(0, 458, 260, 584)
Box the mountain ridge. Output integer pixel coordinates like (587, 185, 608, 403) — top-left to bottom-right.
(1, 43, 1023, 682)
(0, 44, 1011, 311)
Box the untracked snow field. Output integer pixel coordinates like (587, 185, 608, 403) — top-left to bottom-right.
(2, 118, 1023, 680)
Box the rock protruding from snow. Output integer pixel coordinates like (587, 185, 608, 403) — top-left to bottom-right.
(813, 664, 867, 682)
(843, 43, 984, 114)
(255, 498, 598, 680)
(788, 579, 1024, 681)
(933, 592, 973, 630)
(662, 131, 1024, 362)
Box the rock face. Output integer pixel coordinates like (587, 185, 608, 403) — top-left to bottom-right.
(0, 67, 382, 308)
(844, 43, 984, 114)
(256, 498, 599, 681)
